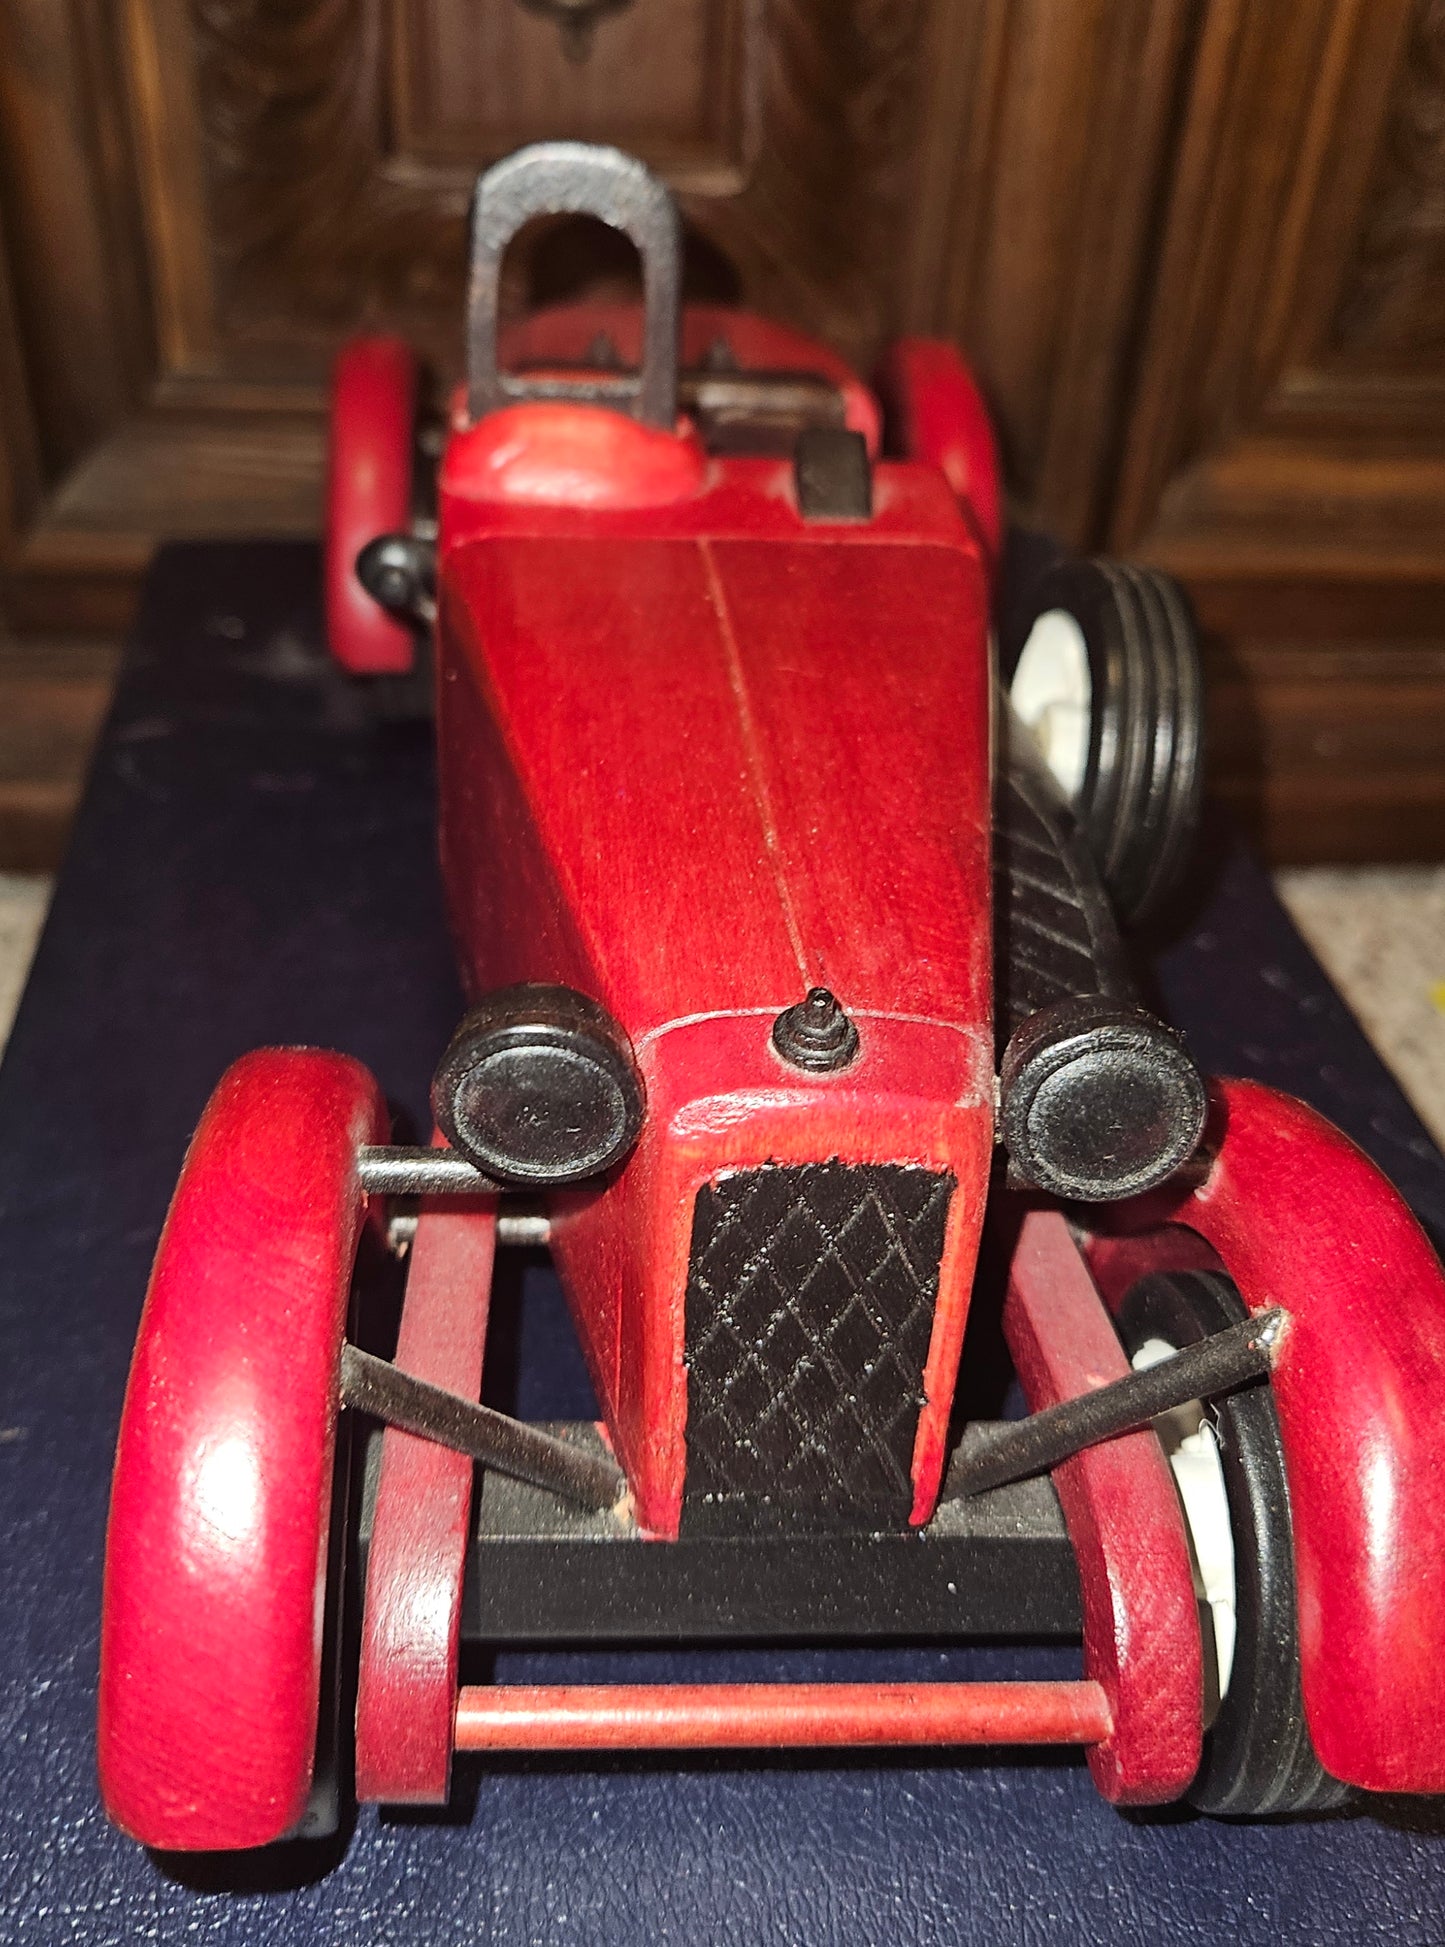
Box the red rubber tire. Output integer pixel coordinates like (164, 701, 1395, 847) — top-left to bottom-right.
(325, 335, 418, 674)
(98, 1048, 388, 1851)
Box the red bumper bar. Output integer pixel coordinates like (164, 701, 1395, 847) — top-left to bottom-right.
(454, 1680, 1112, 1752)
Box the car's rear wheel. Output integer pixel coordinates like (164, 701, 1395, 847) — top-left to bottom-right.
(1115, 1269, 1348, 1816)
(1005, 558, 1204, 926)
(325, 335, 419, 675)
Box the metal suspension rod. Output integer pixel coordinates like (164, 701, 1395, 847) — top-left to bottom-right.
(955, 1307, 1287, 1499)
(339, 1343, 627, 1513)
(357, 1145, 503, 1196)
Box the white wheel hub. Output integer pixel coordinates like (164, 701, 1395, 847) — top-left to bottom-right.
(1010, 608, 1092, 801)
(1132, 1336, 1237, 1720)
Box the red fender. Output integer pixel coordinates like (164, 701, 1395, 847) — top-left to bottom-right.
(1091, 1078, 1445, 1794)
(98, 1049, 387, 1850)
(325, 335, 418, 674)
(876, 338, 1002, 566)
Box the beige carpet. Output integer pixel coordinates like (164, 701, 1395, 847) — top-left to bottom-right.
(0, 874, 48, 1053)
(1275, 865, 1445, 1153)
(1, 868, 1443, 1153)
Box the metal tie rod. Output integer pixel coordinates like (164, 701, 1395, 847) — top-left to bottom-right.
(358, 1144, 502, 1196)
(955, 1307, 1288, 1499)
(339, 1342, 627, 1513)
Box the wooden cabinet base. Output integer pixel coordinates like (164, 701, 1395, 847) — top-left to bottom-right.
(0, 638, 120, 871)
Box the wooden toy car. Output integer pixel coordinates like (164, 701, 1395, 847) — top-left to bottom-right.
(97, 142, 1445, 1856)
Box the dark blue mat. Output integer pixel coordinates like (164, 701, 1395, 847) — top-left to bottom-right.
(2, 541, 1442, 1945)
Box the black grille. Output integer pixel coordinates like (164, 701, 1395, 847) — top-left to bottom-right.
(681, 1162, 954, 1534)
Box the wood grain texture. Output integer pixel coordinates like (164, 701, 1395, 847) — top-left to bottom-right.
(1003, 1208, 1202, 1806)
(0, 634, 119, 869)
(434, 415, 996, 1534)
(909, 0, 1198, 544)
(453, 1680, 1114, 1751)
(1111, 0, 1424, 545)
(1203, 637, 1445, 861)
(98, 1048, 388, 1851)
(395, 0, 755, 188)
(355, 1195, 496, 1805)
(193, 0, 467, 350)
(1102, 0, 1445, 859)
(1087, 1079, 1445, 1795)
(693, 0, 927, 367)
(1335, 0, 1445, 359)
(0, 0, 1443, 855)
(324, 333, 417, 673)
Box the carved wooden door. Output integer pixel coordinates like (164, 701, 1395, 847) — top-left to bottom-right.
(0, 0, 1441, 857)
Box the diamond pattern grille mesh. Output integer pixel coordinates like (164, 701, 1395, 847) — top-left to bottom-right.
(681, 1163, 954, 1533)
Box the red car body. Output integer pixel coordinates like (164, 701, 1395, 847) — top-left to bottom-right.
(436, 303, 995, 1539)
(97, 144, 1445, 1864)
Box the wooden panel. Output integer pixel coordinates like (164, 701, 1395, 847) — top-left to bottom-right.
(0, 2, 151, 483)
(1112, 0, 1434, 556)
(0, 0, 1440, 859)
(1105, 0, 1445, 858)
(160, 0, 921, 368)
(394, 0, 755, 188)
(1336, 3, 1445, 367)
(1205, 639, 1445, 861)
(0, 0, 939, 638)
(0, 635, 119, 869)
(905, 0, 1198, 543)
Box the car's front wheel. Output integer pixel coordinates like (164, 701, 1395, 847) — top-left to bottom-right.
(1115, 1269, 1348, 1816)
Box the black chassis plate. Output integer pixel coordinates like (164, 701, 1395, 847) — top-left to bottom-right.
(390, 1425, 1085, 1643)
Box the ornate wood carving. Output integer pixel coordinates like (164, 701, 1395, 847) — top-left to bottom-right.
(398, 0, 750, 176)
(1, 0, 1442, 859)
(1109, 0, 1445, 555)
(694, 0, 928, 364)
(194, 0, 467, 349)
(1335, 0, 1445, 360)
(512, 0, 635, 66)
(187, 0, 924, 371)
(1102, 0, 1445, 862)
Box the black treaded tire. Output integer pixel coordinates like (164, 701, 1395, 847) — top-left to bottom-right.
(1002, 558, 1205, 927)
(1116, 1270, 1349, 1817)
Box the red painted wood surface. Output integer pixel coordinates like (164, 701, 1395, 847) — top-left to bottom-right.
(876, 338, 1003, 565)
(453, 1681, 1112, 1752)
(496, 300, 883, 456)
(1003, 1208, 1202, 1805)
(547, 1017, 994, 1536)
(1079, 1223, 1224, 1305)
(439, 451, 969, 556)
(1095, 1079, 1445, 1794)
(354, 1191, 496, 1805)
(325, 335, 417, 674)
(98, 1050, 386, 1851)
(445, 402, 706, 509)
(433, 448, 995, 1534)
(436, 524, 992, 1036)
